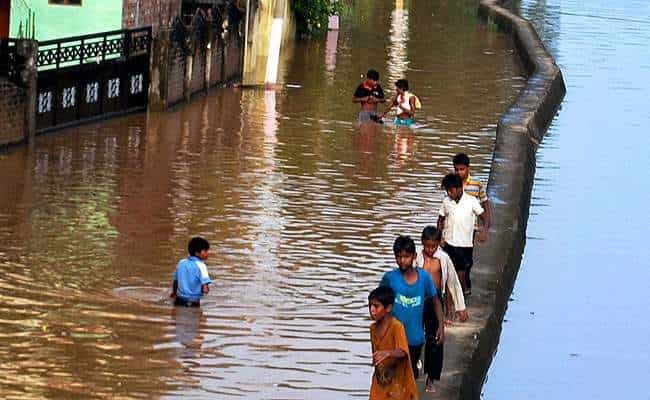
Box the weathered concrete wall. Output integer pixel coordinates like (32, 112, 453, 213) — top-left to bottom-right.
(149, 17, 244, 110)
(423, 1, 566, 399)
(0, 78, 27, 147)
(0, 40, 37, 149)
(122, 0, 182, 34)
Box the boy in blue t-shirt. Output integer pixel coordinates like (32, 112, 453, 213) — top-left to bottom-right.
(170, 237, 213, 307)
(380, 235, 445, 380)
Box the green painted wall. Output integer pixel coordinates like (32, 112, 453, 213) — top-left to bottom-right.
(10, 0, 122, 41)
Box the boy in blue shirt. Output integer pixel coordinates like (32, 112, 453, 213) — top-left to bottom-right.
(380, 235, 445, 380)
(170, 237, 213, 307)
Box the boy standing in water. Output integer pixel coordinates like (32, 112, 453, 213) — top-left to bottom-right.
(380, 235, 444, 381)
(437, 174, 488, 295)
(452, 153, 492, 294)
(416, 226, 467, 393)
(380, 79, 418, 126)
(368, 286, 418, 400)
(353, 69, 386, 122)
(171, 237, 213, 307)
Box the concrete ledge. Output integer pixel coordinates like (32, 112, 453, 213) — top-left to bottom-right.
(423, 1, 566, 399)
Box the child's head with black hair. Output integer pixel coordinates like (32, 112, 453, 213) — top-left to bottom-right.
(421, 225, 442, 258)
(368, 286, 395, 321)
(453, 153, 471, 181)
(395, 79, 409, 92)
(442, 174, 464, 201)
(188, 237, 210, 260)
(393, 235, 417, 272)
(366, 69, 380, 82)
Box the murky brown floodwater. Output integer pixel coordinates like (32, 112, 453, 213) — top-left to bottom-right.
(0, 1, 521, 398)
(484, 1, 650, 399)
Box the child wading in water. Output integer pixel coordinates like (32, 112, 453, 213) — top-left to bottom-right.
(416, 226, 468, 393)
(380, 79, 420, 126)
(170, 237, 213, 307)
(368, 286, 419, 400)
(353, 69, 386, 123)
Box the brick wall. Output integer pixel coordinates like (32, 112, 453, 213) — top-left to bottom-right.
(123, 0, 182, 33)
(0, 78, 27, 147)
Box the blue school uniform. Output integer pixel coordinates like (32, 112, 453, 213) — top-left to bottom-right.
(173, 256, 212, 301)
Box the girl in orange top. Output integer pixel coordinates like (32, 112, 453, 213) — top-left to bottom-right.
(369, 286, 419, 400)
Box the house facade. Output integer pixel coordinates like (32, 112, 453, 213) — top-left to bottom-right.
(8, 0, 123, 40)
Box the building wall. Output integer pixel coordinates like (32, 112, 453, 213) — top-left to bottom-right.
(122, 0, 182, 33)
(10, 0, 123, 41)
(0, 78, 26, 147)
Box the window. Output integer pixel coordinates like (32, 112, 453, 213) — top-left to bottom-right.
(49, 0, 83, 5)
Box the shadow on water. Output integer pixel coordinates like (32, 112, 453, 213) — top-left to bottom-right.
(0, 0, 523, 398)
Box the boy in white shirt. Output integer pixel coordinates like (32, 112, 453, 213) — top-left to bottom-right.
(437, 174, 488, 295)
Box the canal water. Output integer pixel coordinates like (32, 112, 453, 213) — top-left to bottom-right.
(0, 1, 521, 398)
(483, 0, 650, 399)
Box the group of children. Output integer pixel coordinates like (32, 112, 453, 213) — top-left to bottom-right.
(169, 153, 491, 400)
(353, 69, 421, 126)
(369, 154, 491, 399)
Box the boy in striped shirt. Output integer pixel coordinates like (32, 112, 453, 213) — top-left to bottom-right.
(452, 153, 491, 295)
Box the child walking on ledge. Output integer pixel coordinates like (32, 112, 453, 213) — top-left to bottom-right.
(380, 235, 445, 382)
(368, 286, 418, 400)
(437, 174, 488, 296)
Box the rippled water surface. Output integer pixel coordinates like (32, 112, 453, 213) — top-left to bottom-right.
(483, 1, 650, 399)
(0, 1, 521, 398)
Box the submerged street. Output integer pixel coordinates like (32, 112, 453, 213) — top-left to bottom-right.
(0, 1, 521, 398)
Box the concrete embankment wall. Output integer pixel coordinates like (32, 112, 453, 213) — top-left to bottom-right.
(435, 1, 566, 399)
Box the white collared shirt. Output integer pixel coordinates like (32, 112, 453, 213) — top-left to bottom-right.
(438, 192, 484, 247)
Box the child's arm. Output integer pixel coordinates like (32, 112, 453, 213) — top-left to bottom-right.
(170, 279, 178, 298)
(373, 348, 407, 367)
(352, 95, 369, 103)
(379, 95, 398, 118)
(437, 215, 446, 233)
(478, 200, 492, 242)
(202, 284, 209, 294)
(431, 296, 445, 344)
(445, 266, 468, 321)
(477, 208, 490, 242)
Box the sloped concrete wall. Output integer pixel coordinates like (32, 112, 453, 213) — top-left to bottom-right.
(426, 1, 566, 399)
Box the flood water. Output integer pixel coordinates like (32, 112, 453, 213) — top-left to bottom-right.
(483, 1, 650, 399)
(0, 1, 521, 398)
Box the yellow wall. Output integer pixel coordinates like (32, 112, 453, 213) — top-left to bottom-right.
(243, 0, 296, 85)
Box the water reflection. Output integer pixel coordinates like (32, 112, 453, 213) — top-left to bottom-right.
(173, 306, 206, 359)
(0, 0, 521, 398)
(386, 0, 410, 84)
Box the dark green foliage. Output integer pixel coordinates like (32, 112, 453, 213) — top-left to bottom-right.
(292, 0, 345, 36)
